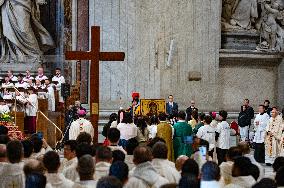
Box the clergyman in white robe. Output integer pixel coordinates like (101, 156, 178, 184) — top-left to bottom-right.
(46, 173, 74, 188)
(265, 114, 283, 164)
(0, 162, 25, 188)
(151, 158, 180, 183)
(69, 118, 94, 140)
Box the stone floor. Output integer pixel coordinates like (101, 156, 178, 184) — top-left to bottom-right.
(263, 164, 273, 177)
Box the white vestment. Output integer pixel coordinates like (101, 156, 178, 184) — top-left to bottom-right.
(224, 175, 256, 188)
(9, 76, 18, 82)
(201, 180, 221, 188)
(23, 76, 34, 82)
(1, 82, 14, 88)
(46, 173, 74, 188)
(125, 161, 169, 188)
(220, 161, 234, 185)
(25, 93, 38, 116)
(0, 162, 25, 188)
(46, 85, 55, 111)
(125, 155, 135, 171)
(0, 104, 10, 114)
(60, 157, 78, 173)
(253, 113, 270, 143)
(108, 145, 127, 155)
(265, 115, 283, 164)
(15, 81, 28, 89)
(151, 158, 180, 183)
(63, 160, 79, 182)
(35, 75, 48, 81)
(69, 118, 94, 140)
(94, 162, 111, 180)
(52, 75, 65, 103)
(72, 180, 97, 188)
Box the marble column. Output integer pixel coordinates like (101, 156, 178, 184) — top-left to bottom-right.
(77, 0, 89, 103)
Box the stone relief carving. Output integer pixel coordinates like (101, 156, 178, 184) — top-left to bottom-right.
(0, 0, 54, 63)
(222, 0, 284, 51)
(256, 0, 284, 51)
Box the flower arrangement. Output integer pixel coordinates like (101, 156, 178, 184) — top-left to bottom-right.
(0, 113, 11, 121)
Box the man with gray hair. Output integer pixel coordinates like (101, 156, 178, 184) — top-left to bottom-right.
(74, 154, 97, 188)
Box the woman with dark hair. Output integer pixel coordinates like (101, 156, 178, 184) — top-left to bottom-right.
(117, 112, 138, 148)
(102, 113, 118, 137)
(136, 118, 149, 145)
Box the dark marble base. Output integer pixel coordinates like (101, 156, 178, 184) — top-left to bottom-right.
(221, 31, 260, 50)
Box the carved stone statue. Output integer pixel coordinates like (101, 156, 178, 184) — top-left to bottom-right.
(222, 0, 258, 30)
(230, 0, 258, 29)
(222, 0, 238, 22)
(0, 0, 54, 63)
(257, 0, 284, 51)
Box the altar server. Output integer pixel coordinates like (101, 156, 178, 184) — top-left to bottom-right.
(52, 68, 65, 105)
(253, 104, 270, 163)
(45, 79, 55, 111)
(24, 87, 38, 134)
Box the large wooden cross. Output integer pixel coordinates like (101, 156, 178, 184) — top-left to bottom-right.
(65, 26, 125, 143)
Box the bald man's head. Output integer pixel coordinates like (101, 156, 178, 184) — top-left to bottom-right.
(133, 146, 152, 165)
(23, 159, 45, 176)
(175, 155, 189, 171)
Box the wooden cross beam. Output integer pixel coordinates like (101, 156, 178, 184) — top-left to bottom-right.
(65, 26, 125, 143)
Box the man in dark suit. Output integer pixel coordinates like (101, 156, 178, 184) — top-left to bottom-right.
(186, 100, 198, 121)
(166, 95, 178, 116)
